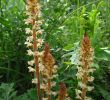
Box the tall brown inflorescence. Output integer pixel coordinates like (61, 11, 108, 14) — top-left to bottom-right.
(58, 83, 67, 100)
(76, 33, 95, 100)
(58, 82, 70, 100)
(24, 0, 44, 100)
(41, 43, 58, 100)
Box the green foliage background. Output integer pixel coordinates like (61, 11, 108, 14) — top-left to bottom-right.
(0, 0, 110, 100)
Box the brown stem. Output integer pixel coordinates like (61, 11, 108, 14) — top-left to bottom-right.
(35, 55, 41, 100)
(48, 66, 52, 100)
(58, 83, 67, 100)
(48, 78, 51, 100)
(32, 19, 41, 100)
(26, 0, 42, 99)
(81, 39, 89, 100)
(79, 33, 93, 100)
(81, 72, 87, 100)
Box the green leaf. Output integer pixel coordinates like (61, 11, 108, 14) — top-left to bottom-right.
(95, 48, 110, 61)
(63, 44, 73, 51)
(98, 87, 110, 100)
(0, 83, 17, 100)
(15, 88, 37, 100)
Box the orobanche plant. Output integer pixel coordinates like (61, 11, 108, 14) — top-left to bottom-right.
(24, 0, 44, 99)
(76, 33, 95, 100)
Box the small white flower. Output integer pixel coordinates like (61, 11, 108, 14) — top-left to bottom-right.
(25, 28, 32, 34)
(42, 98, 48, 100)
(36, 3, 41, 9)
(52, 65, 58, 73)
(40, 84, 46, 89)
(78, 82, 86, 88)
(88, 76, 94, 82)
(27, 49, 34, 56)
(42, 78, 47, 82)
(51, 82, 56, 87)
(66, 97, 71, 100)
(32, 78, 38, 84)
(77, 66, 83, 72)
(36, 20, 43, 25)
(26, 36, 33, 42)
(28, 66, 36, 72)
(24, 42, 33, 47)
(37, 29, 44, 34)
(39, 63, 45, 72)
(37, 43, 42, 48)
(51, 91, 57, 96)
(35, 51, 43, 57)
(38, 57, 42, 62)
(75, 89, 82, 94)
(24, 17, 33, 24)
(25, 11, 30, 16)
(52, 74, 58, 78)
(85, 96, 92, 100)
(32, 24, 37, 30)
(38, 11, 42, 18)
(37, 39, 44, 44)
(54, 65, 58, 69)
(88, 68, 96, 73)
(75, 89, 81, 99)
(76, 95, 81, 99)
(87, 86, 94, 91)
(52, 69, 57, 74)
(76, 73, 83, 79)
(26, 5, 29, 10)
(28, 60, 34, 66)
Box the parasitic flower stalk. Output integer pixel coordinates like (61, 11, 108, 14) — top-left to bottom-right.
(76, 33, 95, 100)
(41, 43, 58, 100)
(58, 83, 68, 100)
(24, 0, 44, 100)
(58, 83, 71, 100)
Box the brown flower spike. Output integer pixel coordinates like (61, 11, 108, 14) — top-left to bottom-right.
(58, 83, 67, 100)
(41, 43, 58, 100)
(76, 33, 95, 100)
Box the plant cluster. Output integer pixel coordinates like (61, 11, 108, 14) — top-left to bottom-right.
(24, 1, 95, 100)
(0, 0, 110, 100)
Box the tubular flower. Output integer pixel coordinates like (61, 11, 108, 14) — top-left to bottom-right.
(76, 33, 95, 100)
(24, 0, 44, 100)
(41, 43, 58, 100)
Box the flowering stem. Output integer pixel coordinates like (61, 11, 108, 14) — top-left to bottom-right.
(35, 55, 41, 100)
(58, 83, 67, 100)
(32, 21, 41, 100)
(41, 43, 58, 99)
(48, 78, 51, 100)
(76, 33, 94, 100)
(25, 0, 44, 100)
(80, 33, 90, 100)
(81, 73, 87, 100)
